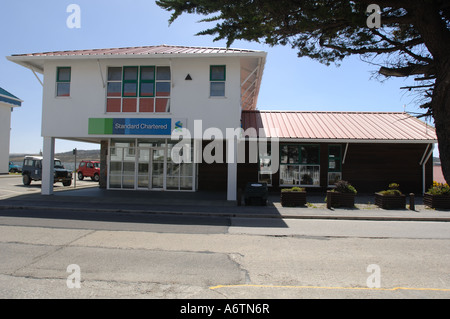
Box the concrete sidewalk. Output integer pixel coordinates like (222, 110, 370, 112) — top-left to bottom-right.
(1, 185, 450, 222)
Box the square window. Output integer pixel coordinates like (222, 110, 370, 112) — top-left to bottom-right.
(123, 83, 137, 97)
(139, 98, 154, 112)
(301, 145, 319, 164)
(156, 82, 170, 96)
(140, 82, 154, 97)
(123, 67, 138, 81)
(107, 67, 122, 81)
(156, 66, 171, 80)
(57, 67, 71, 82)
(210, 82, 225, 97)
(155, 98, 170, 112)
(107, 82, 121, 96)
(107, 98, 121, 112)
(122, 98, 137, 112)
(210, 65, 226, 81)
(57, 83, 70, 97)
(140, 66, 155, 81)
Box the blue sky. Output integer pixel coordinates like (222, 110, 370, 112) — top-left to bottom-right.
(1, 0, 437, 155)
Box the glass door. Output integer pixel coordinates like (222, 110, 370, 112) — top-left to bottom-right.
(137, 148, 150, 189)
(150, 148, 165, 190)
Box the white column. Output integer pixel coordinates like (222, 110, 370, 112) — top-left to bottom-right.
(42, 137, 55, 195)
(226, 138, 237, 201)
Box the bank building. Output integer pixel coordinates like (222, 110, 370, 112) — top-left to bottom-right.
(7, 45, 437, 201)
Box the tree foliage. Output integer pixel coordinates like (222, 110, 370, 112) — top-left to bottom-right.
(157, 0, 450, 183)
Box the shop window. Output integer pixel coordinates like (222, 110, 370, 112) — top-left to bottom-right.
(56, 67, 71, 97)
(106, 66, 170, 113)
(279, 144, 320, 187)
(328, 145, 342, 186)
(258, 144, 272, 185)
(210, 65, 226, 97)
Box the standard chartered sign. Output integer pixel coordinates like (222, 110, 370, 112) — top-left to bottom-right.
(89, 118, 176, 135)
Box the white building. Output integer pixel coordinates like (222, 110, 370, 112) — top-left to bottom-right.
(0, 87, 22, 174)
(8, 44, 438, 198)
(7, 45, 266, 199)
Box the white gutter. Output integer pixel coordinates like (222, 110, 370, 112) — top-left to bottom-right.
(421, 144, 434, 194)
(342, 143, 349, 164)
(97, 59, 105, 88)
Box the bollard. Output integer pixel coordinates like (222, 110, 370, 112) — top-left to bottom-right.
(326, 191, 332, 209)
(409, 193, 415, 211)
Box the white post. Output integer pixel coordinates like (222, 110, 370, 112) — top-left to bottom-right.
(226, 138, 237, 201)
(42, 137, 55, 195)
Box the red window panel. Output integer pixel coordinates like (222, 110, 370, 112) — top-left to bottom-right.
(155, 98, 170, 113)
(139, 98, 154, 112)
(106, 98, 121, 112)
(122, 98, 137, 112)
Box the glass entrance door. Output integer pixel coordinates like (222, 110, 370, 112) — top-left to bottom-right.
(150, 148, 165, 189)
(137, 148, 150, 189)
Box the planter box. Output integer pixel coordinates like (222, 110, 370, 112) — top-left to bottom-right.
(375, 193, 406, 209)
(327, 191, 355, 208)
(423, 193, 450, 209)
(281, 191, 307, 207)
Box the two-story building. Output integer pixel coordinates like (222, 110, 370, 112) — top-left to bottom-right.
(7, 44, 437, 199)
(7, 45, 266, 199)
(0, 87, 22, 174)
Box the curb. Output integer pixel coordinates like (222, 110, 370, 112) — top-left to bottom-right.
(1, 203, 450, 222)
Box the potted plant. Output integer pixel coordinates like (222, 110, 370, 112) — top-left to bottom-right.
(327, 180, 357, 208)
(281, 187, 306, 207)
(375, 183, 406, 209)
(424, 182, 450, 209)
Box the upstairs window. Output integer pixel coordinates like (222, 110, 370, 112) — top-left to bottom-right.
(56, 67, 71, 97)
(210, 65, 226, 97)
(106, 66, 170, 113)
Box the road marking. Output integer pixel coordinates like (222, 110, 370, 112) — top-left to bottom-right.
(210, 284, 450, 292)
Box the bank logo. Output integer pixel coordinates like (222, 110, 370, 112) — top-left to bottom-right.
(174, 120, 183, 132)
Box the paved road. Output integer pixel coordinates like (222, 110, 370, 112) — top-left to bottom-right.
(0, 207, 449, 299)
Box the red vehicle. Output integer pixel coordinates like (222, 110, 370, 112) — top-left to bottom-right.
(77, 160, 100, 181)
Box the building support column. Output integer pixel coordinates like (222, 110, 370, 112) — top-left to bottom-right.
(42, 137, 55, 195)
(99, 140, 108, 189)
(227, 138, 237, 201)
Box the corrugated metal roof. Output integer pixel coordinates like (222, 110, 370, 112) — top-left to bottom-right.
(11, 44, 263, 57)
(241, 110, 437, 142)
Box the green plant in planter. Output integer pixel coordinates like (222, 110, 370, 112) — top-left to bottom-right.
(426, 182, 450, 195)
(375, 183, 406, 209)
(326, 180, 357, 208)
(333, 180, 357, 194)
(281, 187, 306, 192)
(378, 183, 403, 196)
(424, 182, 450, 209)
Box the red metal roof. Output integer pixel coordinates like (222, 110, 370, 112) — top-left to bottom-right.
(11, 44, 262, 57)
(241, 110, 437, 142)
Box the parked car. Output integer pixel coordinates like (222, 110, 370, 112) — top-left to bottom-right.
(77, 160, 100, 182)
(9, 161, 22, 173)
(22, 156, 72, 186)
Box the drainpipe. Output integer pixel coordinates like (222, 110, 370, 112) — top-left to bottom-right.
(420, 144, 434, 194)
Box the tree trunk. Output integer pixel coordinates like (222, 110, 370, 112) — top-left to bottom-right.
(432, 60, 450, 185)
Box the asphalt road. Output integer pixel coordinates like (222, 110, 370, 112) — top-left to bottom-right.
(0, 207, 449, 300)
